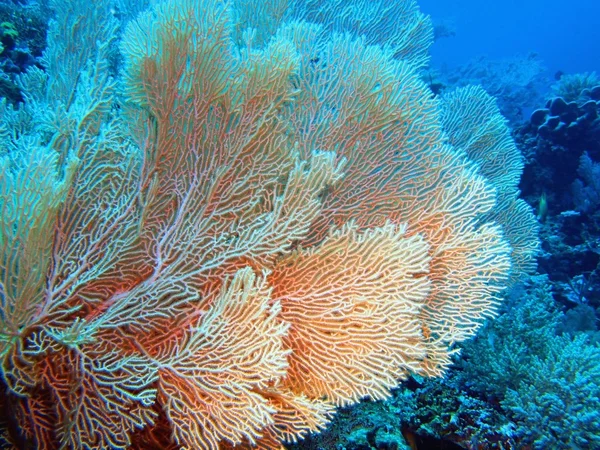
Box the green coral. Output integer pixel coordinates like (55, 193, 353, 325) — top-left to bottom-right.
(0, 22, 18, 39)
(551, 72, 599, 104)
(0, 22, 18, 53)
(504, 334, 600, 449)
(459, 276, 600, 449)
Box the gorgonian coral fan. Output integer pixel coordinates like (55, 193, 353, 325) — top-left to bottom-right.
(0, 0, 536, 448)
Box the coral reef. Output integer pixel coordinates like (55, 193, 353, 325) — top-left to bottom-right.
(0, 0, 535, 448)
(516, 73, 600, 311)
(0, 1, 47, 104)
(430, 54, 547, 125)
(459, 277, 600, 449)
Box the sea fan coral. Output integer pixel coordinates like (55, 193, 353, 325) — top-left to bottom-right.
(0, 0, 535, 448)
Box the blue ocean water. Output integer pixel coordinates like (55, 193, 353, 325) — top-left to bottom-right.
(420, 0, 600, 76)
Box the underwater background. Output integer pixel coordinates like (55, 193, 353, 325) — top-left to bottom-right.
(421, 0, 600, 76)
(0, 0, 599, 449)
